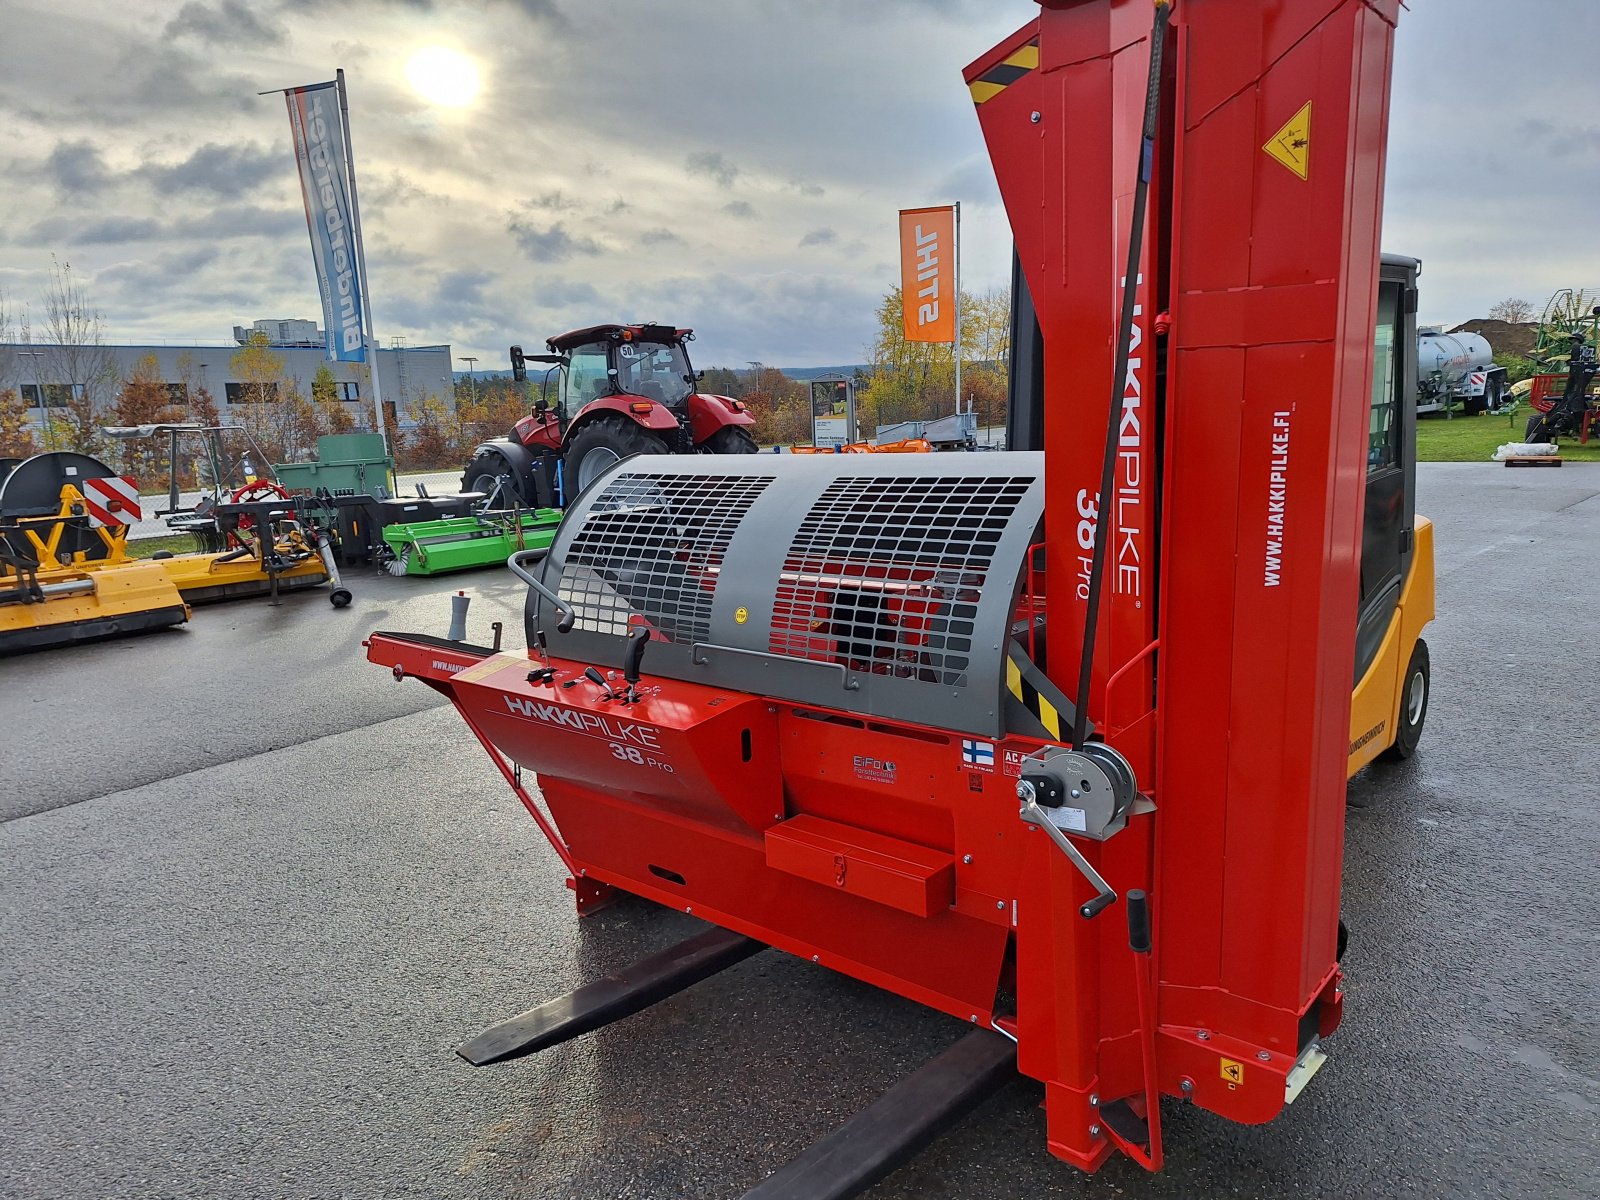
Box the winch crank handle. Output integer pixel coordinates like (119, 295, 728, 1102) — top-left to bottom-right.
(507, 548, 574, 633)
(1017, 784, 1118, 919)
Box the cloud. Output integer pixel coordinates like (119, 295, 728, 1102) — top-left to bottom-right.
(686, 151, 739, 189)
(506, 217, 602, 262)
(799, 228, 838, 248)
(527, 190, 581, 212)
(721, 201, 756, 219)
(46, 141, 111, 195)
(136, 144, 283, 199)
(30, 215, 165, 244)
(164, 0, 287, 46)
(640, 228, 683, 246)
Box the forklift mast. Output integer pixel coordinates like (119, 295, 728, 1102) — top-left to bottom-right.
(969, 0, 1398, 1154)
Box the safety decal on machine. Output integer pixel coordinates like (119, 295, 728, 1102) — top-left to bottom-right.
(968, 36, 1039, 106)
(1263, 101, 1312, 180)
(1220, 1058, 1245, 1089)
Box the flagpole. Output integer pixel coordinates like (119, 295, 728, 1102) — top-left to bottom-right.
(336, 68, 387, 447)
(953, 200, 962, 418)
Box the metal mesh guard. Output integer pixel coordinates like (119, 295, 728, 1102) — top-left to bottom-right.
(558, 472, 775, 644)
(771, 475, 1033, 687)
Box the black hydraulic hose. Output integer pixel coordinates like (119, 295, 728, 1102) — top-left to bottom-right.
(1071, 0, 1171, 751)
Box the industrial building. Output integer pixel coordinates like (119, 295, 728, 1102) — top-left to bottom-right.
(1, 319, 453, 431)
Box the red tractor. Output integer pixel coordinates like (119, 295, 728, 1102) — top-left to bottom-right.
(461, 323, 758, 507)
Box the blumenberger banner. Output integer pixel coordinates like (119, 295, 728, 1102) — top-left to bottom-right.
(898, 205, 957, 344)
(286, 81, 366, 363)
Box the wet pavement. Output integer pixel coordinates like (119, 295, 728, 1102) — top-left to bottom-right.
(2, 463, 1596, 1199)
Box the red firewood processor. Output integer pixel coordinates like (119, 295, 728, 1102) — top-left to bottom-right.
(367, 1, 1429, 1192)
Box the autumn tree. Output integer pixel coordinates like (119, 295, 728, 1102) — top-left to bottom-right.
(0, 388, 39, 459)
(856, 284, 1011, 437)
(109, 354, 185, 487)
(402, 395, 457, 467)
(1488, 297, 1535, 324)
(40, 257, 117, 456)
(312, 362, 355, 434)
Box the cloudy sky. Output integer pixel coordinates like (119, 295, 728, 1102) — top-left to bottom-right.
(1, 0, 1595, 371)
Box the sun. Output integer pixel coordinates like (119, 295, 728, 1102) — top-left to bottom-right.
(405, 46, 481, 108)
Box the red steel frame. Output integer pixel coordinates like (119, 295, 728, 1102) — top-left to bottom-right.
(367, 0, 1399, 1175)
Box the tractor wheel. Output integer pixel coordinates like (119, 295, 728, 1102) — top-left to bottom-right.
(1378, 639, 1429, 762)
(1525, 412, 1552, 443)
(564, 416, 668, 496)
(464, 450, 516, 504)
(702, 426, 758, 455)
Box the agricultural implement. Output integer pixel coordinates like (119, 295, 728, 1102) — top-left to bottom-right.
(368, 0, 1424, 1188)
(379, 506, 562, 577)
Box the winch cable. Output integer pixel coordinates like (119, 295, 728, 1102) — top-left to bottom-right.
(1070, 0, 1171, 752)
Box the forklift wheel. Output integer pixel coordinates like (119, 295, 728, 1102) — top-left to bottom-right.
(330, 588, 353, 608)
(1378, 639, 1429, 761)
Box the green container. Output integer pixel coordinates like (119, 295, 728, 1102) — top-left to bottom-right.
(381, 509, 562, 576)
(274, 434, 394, 497)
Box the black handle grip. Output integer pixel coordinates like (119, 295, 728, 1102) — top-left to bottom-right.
(1079, 891, 1116, 920)
(622, 625, 650, 685)
(584, 666, 607, 688)
(1126, 888, 1151, 954)
(556, 609, 575, 634)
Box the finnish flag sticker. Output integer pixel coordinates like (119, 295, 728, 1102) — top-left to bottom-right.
(961, 739, 996, 772)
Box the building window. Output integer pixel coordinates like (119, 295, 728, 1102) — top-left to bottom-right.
(225, 382, 280, 403)
(19, 383, 81, 407)
(338, 381, 360, 401)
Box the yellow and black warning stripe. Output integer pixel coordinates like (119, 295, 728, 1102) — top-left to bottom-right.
(969, 39, 1039, 106)
(1005, 643, 1079, 743)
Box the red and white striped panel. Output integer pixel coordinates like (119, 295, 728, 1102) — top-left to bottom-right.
(82, 475, 143, 528)
(1469, 372, 1486, 388)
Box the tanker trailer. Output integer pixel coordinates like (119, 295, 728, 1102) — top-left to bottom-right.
(1417, 327, 1507, 414)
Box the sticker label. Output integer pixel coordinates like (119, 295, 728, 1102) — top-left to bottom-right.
(1221, 1058, 1245, 1088)
(1003, 749, 1026, 778)
(1263, 101, 1312, 180)
(734, 606, 749, 624)
(961, 739, 995, 772)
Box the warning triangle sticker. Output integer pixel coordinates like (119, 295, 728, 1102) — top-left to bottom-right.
(1263, 101, 1312, 180)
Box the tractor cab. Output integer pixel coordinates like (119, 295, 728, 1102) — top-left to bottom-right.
(550, 323, 698, 416)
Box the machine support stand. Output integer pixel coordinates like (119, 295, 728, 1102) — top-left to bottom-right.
(457, 926, 765, 1066)
(741, 1028, 1016, 1200)
(567, 873, 618, 917)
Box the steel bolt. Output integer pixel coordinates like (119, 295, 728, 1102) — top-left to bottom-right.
(1088, 1124, 1101, 1138)
(1089, 1093, 1099, 1108)
(962, 854, 973, 865)
(1197, 1029, 1211, 1041)
(811, 954, 819, 963)
(1257, 1050, 1271, 1061)
(1180, 1078, 1194, 1097)
(1070, 789, 1082, 799)
(996, 900, 1006, 910)
(1030, 111, 1041, 123)
(685, 906, 692, 914)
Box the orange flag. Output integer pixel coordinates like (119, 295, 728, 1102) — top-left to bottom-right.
(899, 206, 956, 343)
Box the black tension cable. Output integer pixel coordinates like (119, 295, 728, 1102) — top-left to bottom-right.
(1071, 0, 1171, 751)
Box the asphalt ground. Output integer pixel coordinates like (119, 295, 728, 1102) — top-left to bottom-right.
(3, 463, 1596, 1199)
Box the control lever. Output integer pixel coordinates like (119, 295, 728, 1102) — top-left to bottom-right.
(621, 625, 650, 702)
(1017, 780, 1117, 919)
(583, 666, 617, 701)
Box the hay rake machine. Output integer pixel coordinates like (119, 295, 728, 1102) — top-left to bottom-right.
(367, 0, 1405, 1189)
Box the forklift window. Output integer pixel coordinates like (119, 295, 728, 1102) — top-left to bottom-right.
(1368, 285, 1401, 471)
